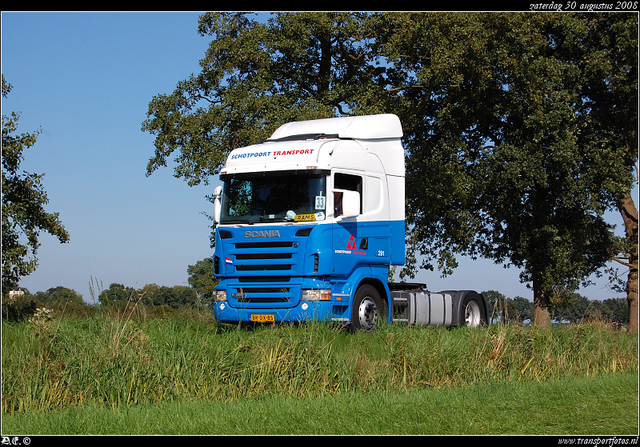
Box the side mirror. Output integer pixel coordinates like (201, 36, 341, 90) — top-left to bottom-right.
(333, 189, 360, 218)
(213, 185, 223, 225)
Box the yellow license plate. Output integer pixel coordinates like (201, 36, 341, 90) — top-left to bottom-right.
(251, 314, 275, 322)
(295, 214, 316, 221)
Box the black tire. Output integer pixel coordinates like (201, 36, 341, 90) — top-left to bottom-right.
(350, 285, 385, 332)
(461, 292, 486, 328)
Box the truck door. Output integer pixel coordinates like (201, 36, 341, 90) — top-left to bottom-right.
(332, 172, 364, 278)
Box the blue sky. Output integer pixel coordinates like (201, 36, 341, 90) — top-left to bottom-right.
(1, 11, 632, 303)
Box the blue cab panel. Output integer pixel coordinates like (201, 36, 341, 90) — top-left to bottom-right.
(212, 220, 404, 324)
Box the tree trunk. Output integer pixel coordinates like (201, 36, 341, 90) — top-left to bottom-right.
(620, 192, 638, 332)
(533, 279, 551, 328)
(628, 265, 638, 332)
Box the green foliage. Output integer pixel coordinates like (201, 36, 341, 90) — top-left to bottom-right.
(2, 287, 96, 322)
(7, 253, 217, 319)
(187, 257, 219, 306)
(97, 283, 137, 307)
(553, 294, 630, 325)
(389, 13, 636, 318)
(483, 289, 630, 324)
(483, 290, 534, 323)
(150, 285, 198, 309)
(2, 75, 70, 291)
(2, 75, 69, 295)
(95, 281, 199, 311)
(33, 286, 83, 306)
(1, 290, 36, 322)
(142, 12, 390, 186)
(30, 286, 93, 317)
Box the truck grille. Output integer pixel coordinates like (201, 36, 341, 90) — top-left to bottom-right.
(236, 264, 291, 271)
(230, 278, 294, 304)
(235, 241, 293, 249)
(233, 240, 294, 272)
(218, 227, 314, 307)
(229, 241, 297, 304)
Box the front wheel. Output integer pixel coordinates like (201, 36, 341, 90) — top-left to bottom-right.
(350, 285, 385, 332)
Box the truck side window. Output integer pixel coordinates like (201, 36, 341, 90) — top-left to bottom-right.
(334, 173, 362, 215)
(334, 191, 343, 216)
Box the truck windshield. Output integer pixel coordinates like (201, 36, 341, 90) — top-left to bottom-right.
(221, 173, 327, 224)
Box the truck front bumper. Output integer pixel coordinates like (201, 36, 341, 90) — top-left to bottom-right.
(213, 300, 349, 324)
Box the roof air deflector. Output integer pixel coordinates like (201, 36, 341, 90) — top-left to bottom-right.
(258, 133, 341, 144)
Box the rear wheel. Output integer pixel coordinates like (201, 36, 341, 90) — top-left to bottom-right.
(461, 292, 486, 328)
(350, 285, 385, 332)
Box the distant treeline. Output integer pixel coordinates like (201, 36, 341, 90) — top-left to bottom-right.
(2, 283, 212, 322)
(483, 290, 629, 324)
(2, 258, 218, 322)
(3, 284, 629, 327)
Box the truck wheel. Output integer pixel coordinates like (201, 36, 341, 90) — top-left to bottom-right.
(462, 292, 486, 328)
(350, 285, 384, 332)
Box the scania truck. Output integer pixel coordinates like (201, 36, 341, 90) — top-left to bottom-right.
(211, 114, 488, 331)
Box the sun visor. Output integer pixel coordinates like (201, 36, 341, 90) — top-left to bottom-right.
(222, 140, 332, 175)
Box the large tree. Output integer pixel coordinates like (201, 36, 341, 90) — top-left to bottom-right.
(142, 12, 390, 186)
(2, 75, 70, 292)
(142, 13, 637, 328)
(380, 13, 636, 327)
(578, 13, 638, 332)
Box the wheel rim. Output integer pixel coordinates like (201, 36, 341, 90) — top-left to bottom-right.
(464, 300, 481, 327)
(357, 296, 378, 331)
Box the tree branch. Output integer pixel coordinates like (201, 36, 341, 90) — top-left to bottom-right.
(386, 84, 428, 93)
(612, 256, 637, 270)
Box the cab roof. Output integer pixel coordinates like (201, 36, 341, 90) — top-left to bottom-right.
(268, 114, 402, 141)
(221, 114, 404, 177)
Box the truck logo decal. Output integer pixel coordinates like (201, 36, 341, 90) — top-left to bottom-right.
(335, 234, 366, 255)
(230, 148, 315, 160)
(273, 149, 314, 157)
(230, 151, 271, 160)
(346, 234, 357, 250)
(244, 230, 281, 238)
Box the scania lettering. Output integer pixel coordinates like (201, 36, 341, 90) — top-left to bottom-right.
(245, 230, 281, 238)
(211, 114, 488, 331)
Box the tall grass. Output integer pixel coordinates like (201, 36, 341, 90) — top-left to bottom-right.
(3, 371, 637, 434)
(2, 309, 637, 414)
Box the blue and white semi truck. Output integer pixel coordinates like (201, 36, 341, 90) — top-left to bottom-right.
(211, 114, 488, 331)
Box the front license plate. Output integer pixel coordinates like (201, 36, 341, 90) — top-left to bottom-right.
(251, 314, 275, 322)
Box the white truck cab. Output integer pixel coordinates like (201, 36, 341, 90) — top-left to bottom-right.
(211, 114, 487, 330)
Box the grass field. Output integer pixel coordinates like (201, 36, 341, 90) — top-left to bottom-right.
(1, 308, 638, 435)
(1, 370, 637, 435)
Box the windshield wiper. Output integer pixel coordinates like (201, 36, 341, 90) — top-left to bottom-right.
(221, 218, 255, 225)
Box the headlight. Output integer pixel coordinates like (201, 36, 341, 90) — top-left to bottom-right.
(302, 289, 331, 301)
(215, 290, 227, 302)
